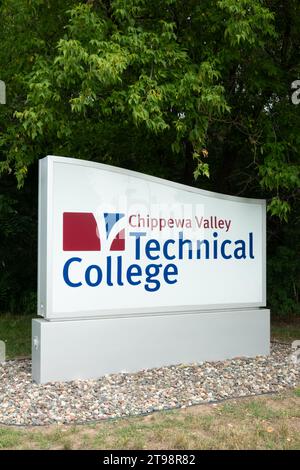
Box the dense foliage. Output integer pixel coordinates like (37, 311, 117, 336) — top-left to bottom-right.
(0, 0, 299, 316)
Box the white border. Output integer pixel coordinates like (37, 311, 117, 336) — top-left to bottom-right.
(38, 155, 267, 320)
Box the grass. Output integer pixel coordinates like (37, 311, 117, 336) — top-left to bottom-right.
(0, 315, 299, 359)
(0, 314, 299, 449)
(271, 318, 300, 343)
(0, 390, 299, 450)
(0, 315, 32, 358)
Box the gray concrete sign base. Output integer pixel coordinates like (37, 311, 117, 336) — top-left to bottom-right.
(32, 309, 270, 384)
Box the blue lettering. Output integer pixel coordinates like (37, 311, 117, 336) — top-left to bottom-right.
(145, 264, 162, 292)
(234, 240, 246, 259)
(117, 255, 124, 286)
(178, 231, 193, 259)
(63, 257, 82, 287)
(220, 240, 232, 259)
(145, 239, 160, 260)
(213, 232, 218, 259)
(85, 264, 102, 286)
(196, 240, 210, 259)
(163, 264, 178, 284)
(129, 232, 146, 260)
(126, 264, 142, 285)
(106, 256, 113, 286)
(163, 239, 176, 260)
(249, 232, 255, 258)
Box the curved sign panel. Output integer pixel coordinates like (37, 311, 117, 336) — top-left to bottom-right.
(38, 156, 266, 320)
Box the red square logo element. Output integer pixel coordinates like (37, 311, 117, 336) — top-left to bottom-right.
(63, 212, 101, 251)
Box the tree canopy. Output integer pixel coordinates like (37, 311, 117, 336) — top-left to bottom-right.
(0, 0, 299, 315)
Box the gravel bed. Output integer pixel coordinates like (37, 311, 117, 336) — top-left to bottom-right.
(0, 343, 299, 426)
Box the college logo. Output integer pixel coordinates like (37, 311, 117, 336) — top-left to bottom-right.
(63, 212, 125, 251)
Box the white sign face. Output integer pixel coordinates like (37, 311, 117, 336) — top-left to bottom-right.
(38, 156, 266, 320)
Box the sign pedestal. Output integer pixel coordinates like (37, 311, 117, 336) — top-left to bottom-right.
(32, 308, 270, 384)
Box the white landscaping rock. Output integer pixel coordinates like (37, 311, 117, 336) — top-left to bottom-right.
(0, 343, 298, 426)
